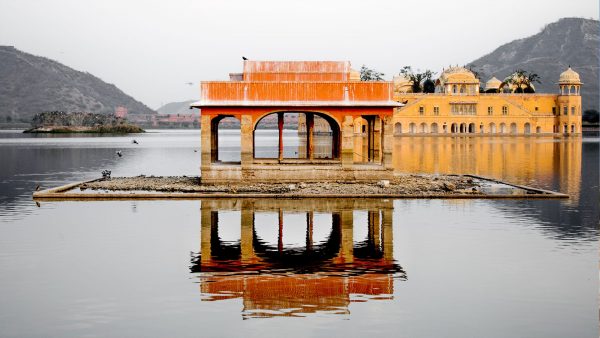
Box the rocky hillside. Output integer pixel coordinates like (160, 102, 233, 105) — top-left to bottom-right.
(0, 46, 155, 123)
(468, 17, 599, 111)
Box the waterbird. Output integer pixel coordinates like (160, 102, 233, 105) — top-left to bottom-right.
(116, 150, 123, 157)
(132, 139, 138, 144)
(242, 56, 248, 60)
(185, 82, 193, 86)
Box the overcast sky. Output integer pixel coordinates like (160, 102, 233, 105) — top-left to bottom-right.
(0, 0, 597, 109)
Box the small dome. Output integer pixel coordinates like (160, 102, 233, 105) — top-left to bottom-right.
(393, 74, 413, 93)
(559, 67, 582, 84)
(485, 76, 502, 91)
(437, 66, 478, 86)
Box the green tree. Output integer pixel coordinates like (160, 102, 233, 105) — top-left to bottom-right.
(399, 66, 435, 93)
(360, 65, 385, 81)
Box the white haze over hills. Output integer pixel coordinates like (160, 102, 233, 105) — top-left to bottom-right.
(0, 0, 597, 109)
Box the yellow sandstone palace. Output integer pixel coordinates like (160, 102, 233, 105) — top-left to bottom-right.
(392, 66, 582, 136)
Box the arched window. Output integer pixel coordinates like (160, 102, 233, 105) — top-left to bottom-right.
(510, 123, 517, 134)
(536, 126, 541, 134)
(468, 123, 476, 133)
(499, 123, 506, 134)
(430, 123, 439, 134)
(452, 85, 457, 94)
(460, 85, 466, 94)
(524, 123, 531, 134)
(489, 123, 497, 134)
(394, 122, 402, 135)
(570, 85, 575, 94)
(571, 124, 576, 133)
(409, 123, 417, 133)
(419, 123, 428, 133)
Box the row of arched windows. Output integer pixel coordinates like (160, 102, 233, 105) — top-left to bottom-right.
(392, 122, 578, 135)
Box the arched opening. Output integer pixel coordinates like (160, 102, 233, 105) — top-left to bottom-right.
(510, 123, 517, 134)
(499, 123, 506, 134)
(459, 123, 467, 133)
(479, 124, 484, 133)
(571, 124, 576, 133)
(211, 115, 241, 163)
(524, 123, 531, 134)
(536, 126, 541, 134)
(409, 123, 417, 133)
(452, 85, 457, 94)
(468, 123, 476, 133)
(489, 123, 496, 134)
(253, 112, 340, 160)
(394, 122, 402, 135)
(570, 85, 575, 94)
(419, 122, 428, 133)
(451, 123, 458, 133)
(431, 123, 439, 134)
(460, 85, 466, 94)
(563, 124, 568, 133)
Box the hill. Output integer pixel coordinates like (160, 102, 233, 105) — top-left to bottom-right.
(157, 100, 198, 115)
(468, 17, 599, 111)
(0, 46, 155, 124)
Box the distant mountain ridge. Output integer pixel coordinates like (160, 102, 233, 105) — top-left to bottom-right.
(467, 17, 599, 111)
(0, 46, 155, 123)
(157, 100, 198, 115)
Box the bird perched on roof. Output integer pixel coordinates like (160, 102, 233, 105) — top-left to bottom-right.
(35, 185, 40, 191)
(242, 56, 248, 61)
(116, 150, 123, 157)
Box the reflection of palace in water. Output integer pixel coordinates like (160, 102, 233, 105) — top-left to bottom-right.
(392, 137, 582, 201)
(191, 199, 404, 318)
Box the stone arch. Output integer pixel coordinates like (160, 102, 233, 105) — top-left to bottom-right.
(468, 123, 476, 133)
(210, 115, 242, 163)
(430, 123, 439, 134)
(571, 124, 576, 133)
(451, 123, 458, 133)
(489, 122, 497, 134)
(452, 85, 457, 94)
(253, 111, 340, 159)
(394, 122, 402, 135)
(536, 126, 541, 134)
(409, 122, 417, 133)
(419, 122, 428, 133)
(524, 123, 531, 134)
(459, 123, 467, 133)
(499, 123, 506, 134)
(510, 123, 517, 134)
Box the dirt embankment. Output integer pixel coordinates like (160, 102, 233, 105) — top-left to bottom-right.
(80, 174, 481, 196)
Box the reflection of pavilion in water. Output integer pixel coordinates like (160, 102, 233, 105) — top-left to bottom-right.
(191, 199, 404, 318)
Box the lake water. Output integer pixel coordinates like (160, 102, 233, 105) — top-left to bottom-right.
(0, 130, 598, 337)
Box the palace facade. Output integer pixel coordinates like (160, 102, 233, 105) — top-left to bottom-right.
(392, 66, 582, 136)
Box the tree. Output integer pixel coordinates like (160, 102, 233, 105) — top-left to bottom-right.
(360, 65, 385, 81)
(502, 69, 541, 93)
(399, 66, 435, 93)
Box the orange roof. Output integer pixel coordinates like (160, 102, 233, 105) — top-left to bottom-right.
(192, 60, 401, 108)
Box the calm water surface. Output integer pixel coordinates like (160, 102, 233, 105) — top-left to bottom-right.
(0, 129, 598, 337)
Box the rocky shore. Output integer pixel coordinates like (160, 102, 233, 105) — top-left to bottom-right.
(79, 174, 481, 196)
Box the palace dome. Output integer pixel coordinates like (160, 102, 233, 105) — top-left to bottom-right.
(558, 67, 582, 84)
(484, 77, 502, 91)
(393, 74, 413, 93)
(437, 66, 478, 86)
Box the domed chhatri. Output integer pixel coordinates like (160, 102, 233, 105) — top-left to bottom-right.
(437, 66, 478, 85)
(559, 66, 582, 84)
(484, 76, 502, 92)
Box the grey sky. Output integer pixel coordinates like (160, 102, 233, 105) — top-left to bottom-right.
(0, 0, 597, 109)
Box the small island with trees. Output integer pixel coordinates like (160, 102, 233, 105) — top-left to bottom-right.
(24, 111, 144, 133)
